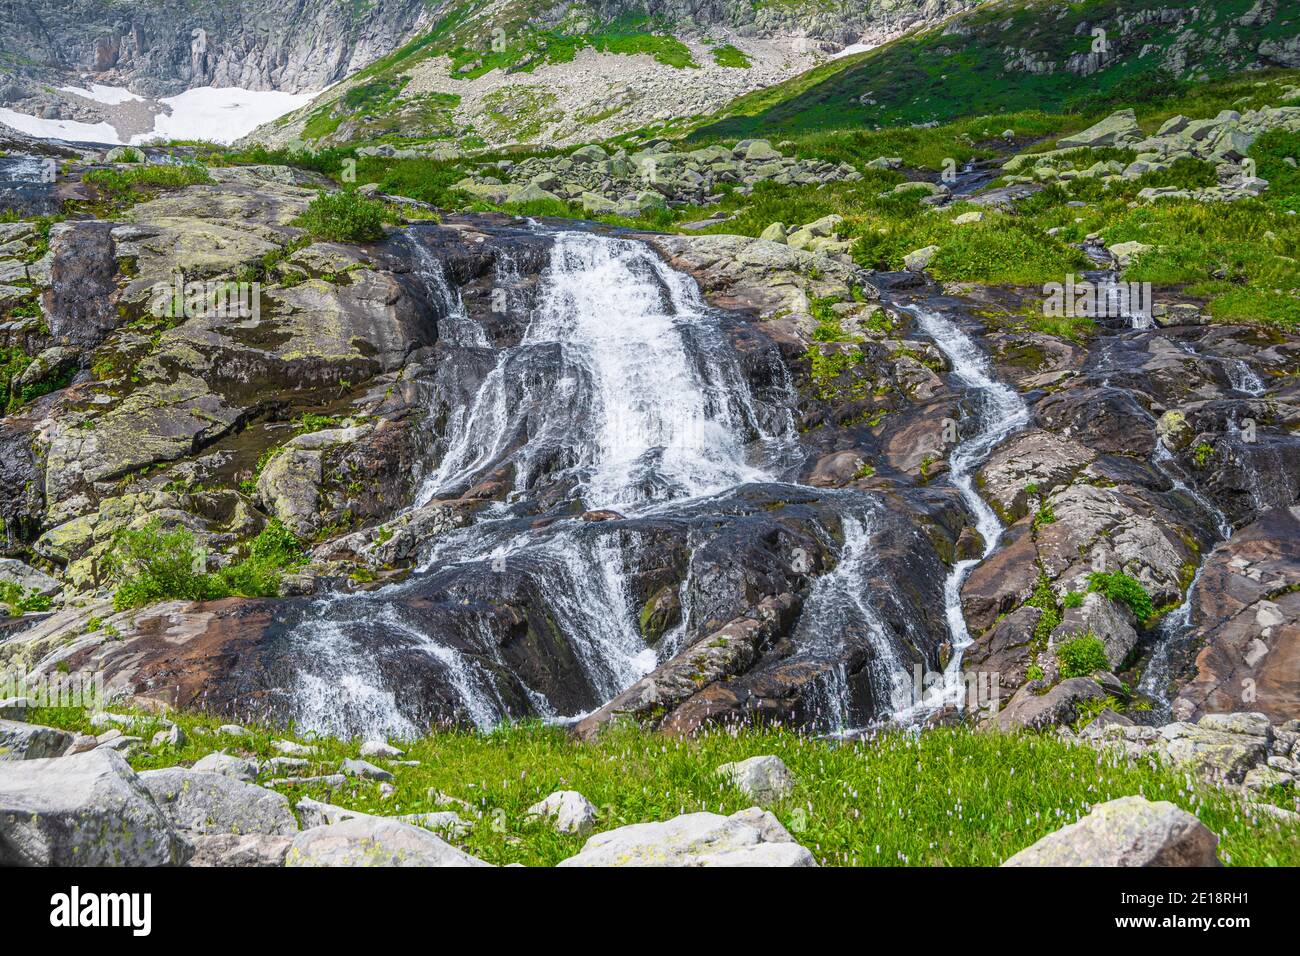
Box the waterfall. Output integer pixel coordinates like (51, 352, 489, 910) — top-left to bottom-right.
(1225, 358, 1266, 397)
(907, 305, 1030, 712)
(793, 508, 912, 732)
(417, 231, 781, 510)
(407, 236, 488, 348)
(287, 230, 792, 737)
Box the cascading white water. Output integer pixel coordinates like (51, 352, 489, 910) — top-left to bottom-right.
(418, 231, 779, 511)
(907, 305, 1030, 710)
(1138, 442, 1236, 716)
(1226, 358, 1266, 396)
(794, 509, 912, 732)
(290, 230, 791, 737)
(408, 236, 489, 348)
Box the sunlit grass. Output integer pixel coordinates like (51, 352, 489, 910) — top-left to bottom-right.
(29, 707, 1300, 867)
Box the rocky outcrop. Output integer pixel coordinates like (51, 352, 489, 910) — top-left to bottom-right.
(1002, 796, 1220, 867)
(455, 140, 860, 214)
(1169, 510, 1300, 723)
(1072, 711, 1298, 794)
(1004, 103, 1298, 203)
(0, 0, 432, 98)
(0, 749, 192, 865)
(556, 808, 815, 867)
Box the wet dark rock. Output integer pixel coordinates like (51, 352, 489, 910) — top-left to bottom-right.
(995, 676, 1107, 731)
(41, 221, 120, 352)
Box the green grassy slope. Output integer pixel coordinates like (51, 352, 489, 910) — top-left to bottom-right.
(695, 0, 1300, 139)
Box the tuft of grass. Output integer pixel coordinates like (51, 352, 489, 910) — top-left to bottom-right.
(1087, 570, 1155, 625)
(1056, 632, 1110, 679)
(293, 189, 391, 242)
(83, 162, 211, 209)
(107, 519, 306, 611)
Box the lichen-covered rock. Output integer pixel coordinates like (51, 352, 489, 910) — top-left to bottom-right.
(139, 767, 298, 836)
(557, 809, 815, 867)
(0, 749, 191, 866)
(716, 755, 796, 804)
(286, 817, 491, 867)
(1003, 796, 1220, 867)
(0, 719, 74, 760)
(1156, 722, 1268, 785)
(191, 751, 259, 782)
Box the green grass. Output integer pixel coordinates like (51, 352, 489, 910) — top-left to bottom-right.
(695, 0, 1295, 139)
(83, 162, 212, 210)
(711, 44, 751, 69)
(293, 189, 392, 242)
(25, 708, 1300, 867)
(107, 519, 306, 611)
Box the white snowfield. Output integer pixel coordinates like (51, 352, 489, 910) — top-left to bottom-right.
(0, 85, 314, 146)
(0, 108, 121, 143)
(59, 84, 145, 105)
(137, 87, 315, 144)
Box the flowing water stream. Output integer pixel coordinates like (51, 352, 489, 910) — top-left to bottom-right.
(288, 230, 800, 736)
(902, 304, 1031, 714)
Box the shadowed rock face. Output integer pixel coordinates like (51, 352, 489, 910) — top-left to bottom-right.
(0, 0, 432, 97)
(41, 221, 120, 351)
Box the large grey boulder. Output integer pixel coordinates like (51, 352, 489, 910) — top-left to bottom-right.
(557, 809, 816, 867)
(285, 818, 491, 867)
(140, 768, 298, 836)
(0, 719, 74, 760)
(0, 749, 191, 866)
(1057, 109, 1142, 148)
(526, 790, 598, 835)
(1003, 796, 1220, 867)
(716, 755, 796, 804)
(191, 751, 258, 782)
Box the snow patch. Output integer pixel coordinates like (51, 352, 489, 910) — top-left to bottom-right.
(0, 107, 122, 143)
(130, 87, 316, 145)
(832, 43, 878, 59)
(59, 84, 145, 106)
(0, 84, 314, 146)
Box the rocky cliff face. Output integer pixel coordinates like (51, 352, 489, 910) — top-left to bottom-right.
(0, 0, 433, 97)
